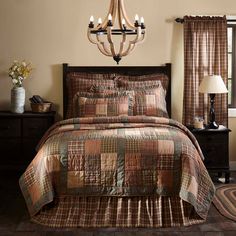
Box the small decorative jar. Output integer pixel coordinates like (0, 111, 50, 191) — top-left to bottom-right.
(11, 86, 25, 113)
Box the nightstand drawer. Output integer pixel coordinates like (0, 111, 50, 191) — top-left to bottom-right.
(201, 145, 228, 168)
(194, 133, 227, 145)
(23, 118, 50, 137)
(0, 118, 21, 137)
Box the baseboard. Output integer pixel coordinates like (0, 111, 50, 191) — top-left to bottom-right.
(230, 161, 236, 171)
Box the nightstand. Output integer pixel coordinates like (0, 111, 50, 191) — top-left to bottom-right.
(0, 111, 55, 170)
(188, 125, 231, 183)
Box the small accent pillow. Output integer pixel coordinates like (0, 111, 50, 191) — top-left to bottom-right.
(75, 94, 134, 117)
(133, 85, 169, 118)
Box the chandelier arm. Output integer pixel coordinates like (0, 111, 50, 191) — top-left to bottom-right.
(120, 27, 142, 56)
(107, 27, 116, 56)
(96, 42, 112, 57)
(120, 0, 135, 30)
(121, 43, 136, 57)
(96, 34, 113, 56)
(97, 0, 115, 30)
(117, 0, 123, 29)
(133, 27, 143, 43)
(118, 33, 127, 55)
(87, 29, 98, 44)
(111, 0, 118, 24)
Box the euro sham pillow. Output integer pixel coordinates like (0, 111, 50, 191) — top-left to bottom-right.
(66, 73, 116, 118)
(116, 73, 169, 92)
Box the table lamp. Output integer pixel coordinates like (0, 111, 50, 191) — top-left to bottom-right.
(199, 75, 228, 129)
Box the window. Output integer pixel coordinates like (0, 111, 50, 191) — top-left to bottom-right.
(227, 23, 236, 108)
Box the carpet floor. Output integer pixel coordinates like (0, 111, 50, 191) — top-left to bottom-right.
(0, 170, 236, 236)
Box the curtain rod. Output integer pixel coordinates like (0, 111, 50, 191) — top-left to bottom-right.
(175, 17, 236, 23)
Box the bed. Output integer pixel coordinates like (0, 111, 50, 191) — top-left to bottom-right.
(19, 63, 215, 228)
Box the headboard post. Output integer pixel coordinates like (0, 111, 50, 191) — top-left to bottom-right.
(62, 63, 172, 119)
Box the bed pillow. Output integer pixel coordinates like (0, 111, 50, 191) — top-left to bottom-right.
(66, 73, 116, 118)
(76, 95, 134, 117)
(133, 85, 168, 118)
(116, 73, 169, 92)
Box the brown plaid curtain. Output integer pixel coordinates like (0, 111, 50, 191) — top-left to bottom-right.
(183, 16, 228, 127)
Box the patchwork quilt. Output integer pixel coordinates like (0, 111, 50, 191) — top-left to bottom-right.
(19, 116, 215, 220)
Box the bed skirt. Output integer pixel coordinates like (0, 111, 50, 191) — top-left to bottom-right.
(32, 195, 205, 228)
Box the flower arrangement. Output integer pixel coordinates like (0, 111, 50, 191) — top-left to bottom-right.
(8, 60, 33, 87)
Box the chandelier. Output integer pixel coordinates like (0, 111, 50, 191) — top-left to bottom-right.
(87, 0, 146, 64)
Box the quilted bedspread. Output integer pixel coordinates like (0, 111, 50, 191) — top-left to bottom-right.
(19, 116, 215, 219)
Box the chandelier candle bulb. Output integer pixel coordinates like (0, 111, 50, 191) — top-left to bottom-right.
(134, 14, 140, 27)
(141, 17, 145, 29)
(98, 18, 102, 25)
(89, 15, 94, 28)
(90, 16, 94, 22)
(108, 13, 113, 26)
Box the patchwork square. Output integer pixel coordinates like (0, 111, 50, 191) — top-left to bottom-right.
(84, 171, 101, 186)
(125, 170, 142, 186)
(68, 141, 84, 155)
(101, 138, 117, 153)
(67, 171, 84, 188)
(68, 154, 84, 171)
(85, 140, 101, 155)
(125, 139, 141, 153)
(101, 171, 117, 186)
(101, 153, 117, 170)
(84, 155, 101, 171)
(125, 153, 141, 170)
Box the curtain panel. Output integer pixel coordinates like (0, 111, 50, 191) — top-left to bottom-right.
(183, 16, 228, 127)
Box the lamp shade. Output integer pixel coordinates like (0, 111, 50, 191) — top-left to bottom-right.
(199, 75, 228, 94)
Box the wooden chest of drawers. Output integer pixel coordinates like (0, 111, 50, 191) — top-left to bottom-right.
(0, 111, 55, 169)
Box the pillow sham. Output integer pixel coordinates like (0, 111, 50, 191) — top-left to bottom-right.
(76, 95, 134, 117)
(66, 73, 116, 118)
(72, 90, 130, 117)
(116, 73, 169, 92)
(133, 85, 168, 118)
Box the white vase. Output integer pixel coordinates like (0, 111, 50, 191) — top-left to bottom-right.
(11, 86, 25, 113)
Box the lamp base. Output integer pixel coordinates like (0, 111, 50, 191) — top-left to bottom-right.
(206, 121, 219, 129)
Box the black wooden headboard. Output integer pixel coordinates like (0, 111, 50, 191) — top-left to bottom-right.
(62, 63, 171, 119)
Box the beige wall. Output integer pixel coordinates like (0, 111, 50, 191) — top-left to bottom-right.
(0, 0, 235, 162)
